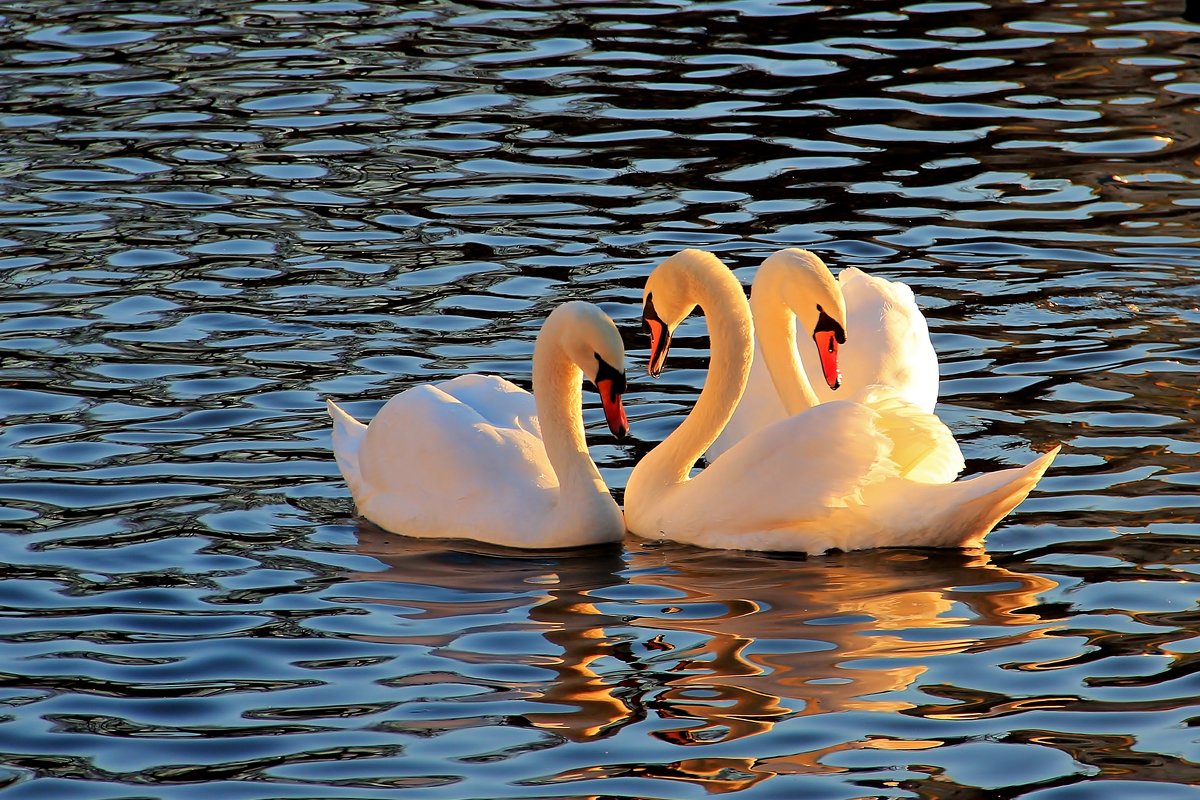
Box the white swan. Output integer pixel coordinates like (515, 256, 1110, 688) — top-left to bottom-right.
(623, 248, 1059, 553)
(710, 248, 938, 461)
(327, 301, 629, 549)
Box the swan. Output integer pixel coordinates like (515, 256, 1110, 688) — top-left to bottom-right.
(623, 248, 1059, 553)
(327, 301, 630, 549)
(710, 248, 938, 461)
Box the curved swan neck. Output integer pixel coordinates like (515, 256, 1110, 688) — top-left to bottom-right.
(532, 313, 606, 495)
(637, 254, 753, 489)
(750, 260, 822, 415)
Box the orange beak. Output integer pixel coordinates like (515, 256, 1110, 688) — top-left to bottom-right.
(593, 356, 629, 439)
(596, 376, 628, 438)
(645, 317, 671, 378)
(643, 293, 672, 378)
(813, 329, 841, 390)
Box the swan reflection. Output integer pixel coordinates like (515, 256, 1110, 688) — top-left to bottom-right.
(528, 544, 1059, 794)
(624, 541, 1059, 748)
(348, 523, 635, 742)
(349, 522, 1058, 782)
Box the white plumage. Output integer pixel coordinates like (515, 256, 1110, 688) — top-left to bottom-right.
(624, 249, 1059, 554)
(328, 301, 629, 549)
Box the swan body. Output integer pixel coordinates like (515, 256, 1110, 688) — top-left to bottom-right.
(711, 250, 939, 461)
(624, 248, 1058, 553)
(328, 301, 629, 549)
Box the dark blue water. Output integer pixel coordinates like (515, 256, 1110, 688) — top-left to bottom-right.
(1, 1, 1199, 797)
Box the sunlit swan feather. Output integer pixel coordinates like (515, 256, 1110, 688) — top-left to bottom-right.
(328, 301, 629, 548)
(623, 248, 1058, 553)
(711, 249, 938, 461)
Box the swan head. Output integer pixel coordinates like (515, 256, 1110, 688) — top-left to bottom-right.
(555, 301, 629, 439)
(759, 248, 847, 390)
(640, 249, 733, 378)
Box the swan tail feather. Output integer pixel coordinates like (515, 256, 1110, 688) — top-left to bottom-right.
(950, 445, 1060, 547)
(327, 399, 368, 498)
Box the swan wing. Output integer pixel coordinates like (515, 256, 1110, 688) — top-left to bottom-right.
(350, 377, 556, 541)
(802, 268, 939, 412)
(436, 374, 542, 437)
(657, 401, 902, 550)
(853, 385, 964, 484)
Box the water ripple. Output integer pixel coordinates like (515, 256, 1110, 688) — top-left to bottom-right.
(0, 0, 1198, 797)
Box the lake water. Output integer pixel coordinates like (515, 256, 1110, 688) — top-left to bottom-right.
(1, 1, 1199, 798)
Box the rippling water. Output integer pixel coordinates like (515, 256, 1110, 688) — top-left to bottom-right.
(1, 1, 1199, 797)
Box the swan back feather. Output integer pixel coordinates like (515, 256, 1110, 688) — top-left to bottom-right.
(805, 266, 939, 412)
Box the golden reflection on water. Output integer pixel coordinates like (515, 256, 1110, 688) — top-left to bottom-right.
(349, 525, 634, 741)
(623, 543, 1059, 745)
(349, 525, 1062, 788)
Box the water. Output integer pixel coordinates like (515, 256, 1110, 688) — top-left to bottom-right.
(1, 1, 1198, 797)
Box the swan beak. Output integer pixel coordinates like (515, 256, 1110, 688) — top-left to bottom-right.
(813, 330, 841, 390)
(643, 293, 672, 379)
(643, 292, 672, 378)
(812, 307, 845, 390)
(645, 318, 671, 378)
(597, 378, 628, 439)
(594, 358, 629, 439)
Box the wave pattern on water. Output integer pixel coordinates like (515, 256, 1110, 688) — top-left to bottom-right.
(0, 0, 1198, 797)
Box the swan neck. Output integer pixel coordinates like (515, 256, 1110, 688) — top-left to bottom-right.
(532, 320, 605, 495)
(640, 267, 752, 489)
(751, 267, 821, 414)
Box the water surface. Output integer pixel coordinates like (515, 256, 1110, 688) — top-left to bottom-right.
(1, 1, 1199, 798)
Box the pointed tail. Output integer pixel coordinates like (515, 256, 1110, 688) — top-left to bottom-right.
(952, 445, 1060, 547)
(327, 399, 367, 496)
